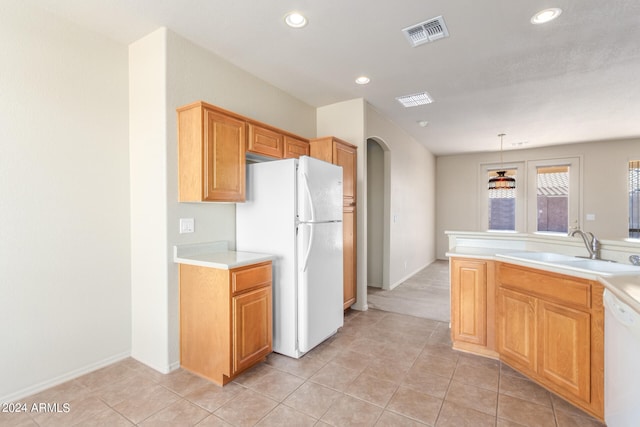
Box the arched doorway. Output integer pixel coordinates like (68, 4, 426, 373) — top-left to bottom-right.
(366, 137, 390, 289)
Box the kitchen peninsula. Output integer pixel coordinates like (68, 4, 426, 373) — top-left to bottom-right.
(446, 231, 640, 421)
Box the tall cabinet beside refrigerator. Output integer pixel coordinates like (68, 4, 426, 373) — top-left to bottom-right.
(236, 156, 344, 358)
(310, 137, 358, 310)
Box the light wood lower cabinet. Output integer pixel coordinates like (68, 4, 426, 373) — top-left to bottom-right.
(538, 299, 591, 402)
(496, 262, 604, 420)
(450, 258, 497, 357)
(497, 287, 537, 372)
(179, 261, 272, 385)
(342, 205, 357, 309)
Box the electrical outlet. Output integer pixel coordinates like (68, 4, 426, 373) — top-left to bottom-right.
(179, 218, 194, 234)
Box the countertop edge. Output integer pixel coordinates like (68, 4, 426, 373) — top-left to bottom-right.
(173, 242, 275, 270)
(173, 253, 274, 270)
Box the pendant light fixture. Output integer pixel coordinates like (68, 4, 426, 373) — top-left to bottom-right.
(488, 133, 516, 190)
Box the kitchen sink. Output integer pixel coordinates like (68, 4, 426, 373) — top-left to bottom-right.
(498, 252, 578, 262)
(496, 251, 640, 276)
(554, 259, 640, 275)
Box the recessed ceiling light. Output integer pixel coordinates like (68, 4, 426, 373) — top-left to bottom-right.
(417, 120, 429, 127)
(531, 8, 562, 25)
(396, 91, 434, 108)
(285, 12, 308, 28)
(355, 76, 370, 85)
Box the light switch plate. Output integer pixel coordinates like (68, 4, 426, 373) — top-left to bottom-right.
(586, 213, 596, 221)
(179, 218, 195, 233)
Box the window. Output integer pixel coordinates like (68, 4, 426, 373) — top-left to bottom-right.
(630, 160, 640, 239)
(527, 157, 580, 234)
(488, 169, 516, 231)
(536, 166, 569, 233)
(480, 162, 524, 232)
(480, 157, 580, 234)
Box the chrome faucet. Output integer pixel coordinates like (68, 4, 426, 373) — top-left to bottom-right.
(570, 229, 601, 260)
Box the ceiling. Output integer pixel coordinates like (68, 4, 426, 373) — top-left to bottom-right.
(29, 0, 640, 155)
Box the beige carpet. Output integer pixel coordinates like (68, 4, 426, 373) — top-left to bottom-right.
(367, 260, 450, 322)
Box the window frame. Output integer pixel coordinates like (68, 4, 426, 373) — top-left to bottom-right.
(479, 157, 582, 234)
(629, 159, 640, 239)
(479, 161, 525, 233)
(526, 157, 581, 235)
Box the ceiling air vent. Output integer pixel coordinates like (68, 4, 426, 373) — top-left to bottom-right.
(402, 16, 449, 47)
(396, 91, 434, 108)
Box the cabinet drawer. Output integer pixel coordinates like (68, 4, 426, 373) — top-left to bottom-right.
(498, 263, 591, 309)
(232, 262, 272, 294)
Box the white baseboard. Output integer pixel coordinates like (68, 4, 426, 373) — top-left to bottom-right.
(388, 260, 433, 290)
(351, 301, 368, 311)
(1, 351, 131, 404)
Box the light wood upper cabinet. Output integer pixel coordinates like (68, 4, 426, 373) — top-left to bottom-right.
(177, 102, 246, 202)
(179, 261, 272, 385)
(310, 137, 357, 207)
(283, 135, 310, 158)
(496, 262, 604, 420)
(310, 136, 358, 309)
(334, 142, 357, 207)
(247, 123, 284, 159)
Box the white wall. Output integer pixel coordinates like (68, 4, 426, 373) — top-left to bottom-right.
(317, 99, 368, 309)
(316, 100, 437, 303)
(366, 106, 436, 288)
(129, 28, 317, 372)
(0, 2, 130, 401)
(436, 138, 640, 258)
(129, 29, 171, 372)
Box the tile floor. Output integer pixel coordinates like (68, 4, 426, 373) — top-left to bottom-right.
(2, 309, 604, 427)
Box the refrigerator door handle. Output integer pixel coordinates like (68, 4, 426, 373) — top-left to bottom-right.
(301, 172, 316, 222)
(301, 223, 314, 273)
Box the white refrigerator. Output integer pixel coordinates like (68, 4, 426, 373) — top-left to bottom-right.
(236, 156, 344, 358)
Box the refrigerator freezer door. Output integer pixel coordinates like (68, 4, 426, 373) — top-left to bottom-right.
(297, 221, 344, 353)
(297, 156, 343, 223)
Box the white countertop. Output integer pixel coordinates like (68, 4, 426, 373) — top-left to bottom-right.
(598, 275, 640, 315)
(173, 241, 274, 270)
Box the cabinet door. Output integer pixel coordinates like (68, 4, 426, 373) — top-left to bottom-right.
(334, 142, 357, 207)
(538, 300, 591, 402)
(451, 259, 487, 346)
(343, 205, 357, 309)
(247, 123, 283, 158)
(497, 288, 537, 373)
(204, 108, 246, 202)
(283, 136, 309, 158)
(232, 286, 272, 374)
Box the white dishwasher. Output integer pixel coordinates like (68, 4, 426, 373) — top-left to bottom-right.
(604, 289, 640, 427)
